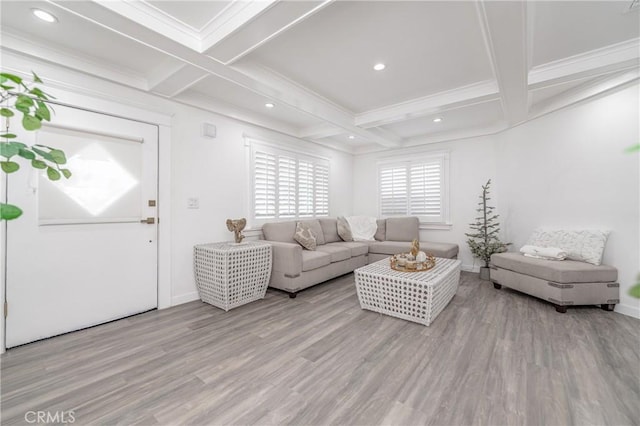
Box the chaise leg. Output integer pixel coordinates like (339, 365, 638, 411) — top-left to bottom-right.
(601, 304, 615, 311)
(492, 282, 502, 290)
(554, 305, 567, 314)
(289, 292, 297, 299)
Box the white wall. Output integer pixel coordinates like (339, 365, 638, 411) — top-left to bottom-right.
(495, 84, 640, 317)
(353, 83, 639, 317)
(169, 106, 353, 304)
(352, 137, 500, 271)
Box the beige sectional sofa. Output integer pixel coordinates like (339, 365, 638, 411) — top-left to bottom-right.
(262, 216, 458, 297)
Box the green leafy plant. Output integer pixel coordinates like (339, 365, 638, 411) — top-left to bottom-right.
(1, 71, 71, 220)
(466, 179, 509, 268)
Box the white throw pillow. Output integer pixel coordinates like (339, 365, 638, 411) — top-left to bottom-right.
(526, 228, 610, 266)
(346, 216, 378, 241)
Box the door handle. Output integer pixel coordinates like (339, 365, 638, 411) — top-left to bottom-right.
(140, 217, 155, 224)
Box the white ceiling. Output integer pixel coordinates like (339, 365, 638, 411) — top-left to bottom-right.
(1, 0, 638, 154)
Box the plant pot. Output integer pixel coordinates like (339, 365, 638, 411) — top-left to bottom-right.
(479, 267, 491, 281)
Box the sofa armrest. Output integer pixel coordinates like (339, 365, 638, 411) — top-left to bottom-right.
(266, 241, 302, 277)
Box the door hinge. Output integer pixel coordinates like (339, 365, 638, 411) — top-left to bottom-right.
(4, 301, 7, 318)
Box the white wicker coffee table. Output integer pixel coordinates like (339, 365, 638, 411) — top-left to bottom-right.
(194, 241, 272, 311)
(355, 257, 462, 326)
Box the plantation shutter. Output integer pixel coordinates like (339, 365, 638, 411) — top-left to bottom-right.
(378, 155, 447, 223)
(253, 151, 276, 218)
(278, 156, 296, 218)
(409, 160, 442, 218)
(314, 163, 329, 216)
(251, 143, 329, 220)
(379, 165, 408, 216)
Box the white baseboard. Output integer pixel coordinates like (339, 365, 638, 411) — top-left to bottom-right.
(614, 303, 640, 319)
(171, 291, 200, 307)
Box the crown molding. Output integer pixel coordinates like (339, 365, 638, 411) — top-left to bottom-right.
(0, 31, 148, 90)
(205, 0, 334, 65)
(94, 0, 201, 51)
(354, 80, 500, 129)
(149, 64, 210, 98)
(528, 38, 640, 88)
(199, 1, 277, 53)
(529, 69, 639, 119)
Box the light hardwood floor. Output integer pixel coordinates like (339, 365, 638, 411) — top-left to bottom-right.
(2, 272, 639, 425)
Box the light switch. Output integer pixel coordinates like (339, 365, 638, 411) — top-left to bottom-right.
(187, 197, 199, 209)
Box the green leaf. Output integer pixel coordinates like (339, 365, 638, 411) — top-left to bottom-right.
(61, 168, 72, 179)
(47, 166, 60, 181)
(1, 161, 20, 173)
(31, 159, 47, 169)
(32, 71, 43, 84)
(15, 104, 30, 114)
(0, 73, 23, 84)
(0, 84, 15, 90)
(1, 133, 17, 139)
(0, 142, 20, 158)
(49, 149, 66, 164)
(15, 94, 34, 108)
(22, 114, 41, 131)
(35, 101, 50, 121)
(626, 144, 640, 153)
(32, 146, 54, 161)
(0, 203, 22, 220)
(0, 108, 14, 117)
(629, 283, 640, 299)
(18, 148, 35, 160)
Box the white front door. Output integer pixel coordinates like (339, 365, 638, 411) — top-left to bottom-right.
(5, 104, 158, 348)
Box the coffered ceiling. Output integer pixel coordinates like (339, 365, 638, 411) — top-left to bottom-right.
(1, 0, 638, 154)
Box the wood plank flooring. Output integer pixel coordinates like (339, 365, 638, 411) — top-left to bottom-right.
(2, 272, 639, 425)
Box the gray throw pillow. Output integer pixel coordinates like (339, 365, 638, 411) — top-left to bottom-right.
(294, 221, 317, 250)
(337, 216, 353, 242)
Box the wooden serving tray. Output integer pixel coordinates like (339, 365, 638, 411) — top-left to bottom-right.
(390, 253, 436, 272)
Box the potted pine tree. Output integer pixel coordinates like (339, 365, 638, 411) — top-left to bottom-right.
(466, 179, 509, 280)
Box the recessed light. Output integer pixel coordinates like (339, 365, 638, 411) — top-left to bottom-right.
(348, 135, 355, 140)
(32, 9, 57, 23)
(265, 103, 275, 108)
(373, 63, 386, 71)
(433, 117, 443, 123)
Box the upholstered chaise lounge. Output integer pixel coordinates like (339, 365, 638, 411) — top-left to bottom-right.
(490, 228, 619, 313)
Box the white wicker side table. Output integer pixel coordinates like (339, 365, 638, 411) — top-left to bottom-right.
(194, 241, 272, 311)
(354, 257, 462, 326)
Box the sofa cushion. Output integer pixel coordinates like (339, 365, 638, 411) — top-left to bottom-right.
(301, 251, 331, 272)
(316, 243, 351, 263)
(337, 216, 353, 242)
(367, 241, 411, 256)
(368, 240, 458, 259)
(319, 218, 341, 243)
(294, 222, 317, 251)
(386, 217, 419, 242)
(421, 242, 459, 259)
(374, 219, 386, 241)
(299, 219, 325, 246)
(526, 228, 609, 266)
(262, 221, 297, 244)
(491, 252, 617, 283)
(331, 241, 369, 257)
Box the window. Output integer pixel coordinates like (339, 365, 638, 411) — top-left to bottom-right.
(378, 153, 449, 223)
(251, 144, 329, 221)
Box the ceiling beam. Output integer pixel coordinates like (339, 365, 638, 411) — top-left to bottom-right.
(298, 123, 343, 139)
(47, 0, 399, 149)
(147, 63, 210, 97)
(476, 0, 528, 126)
(205, 1, 334, 65)
(354, 80, 500, 129)
(529, 69, 639, 119)
(528, 38, 640, 90)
